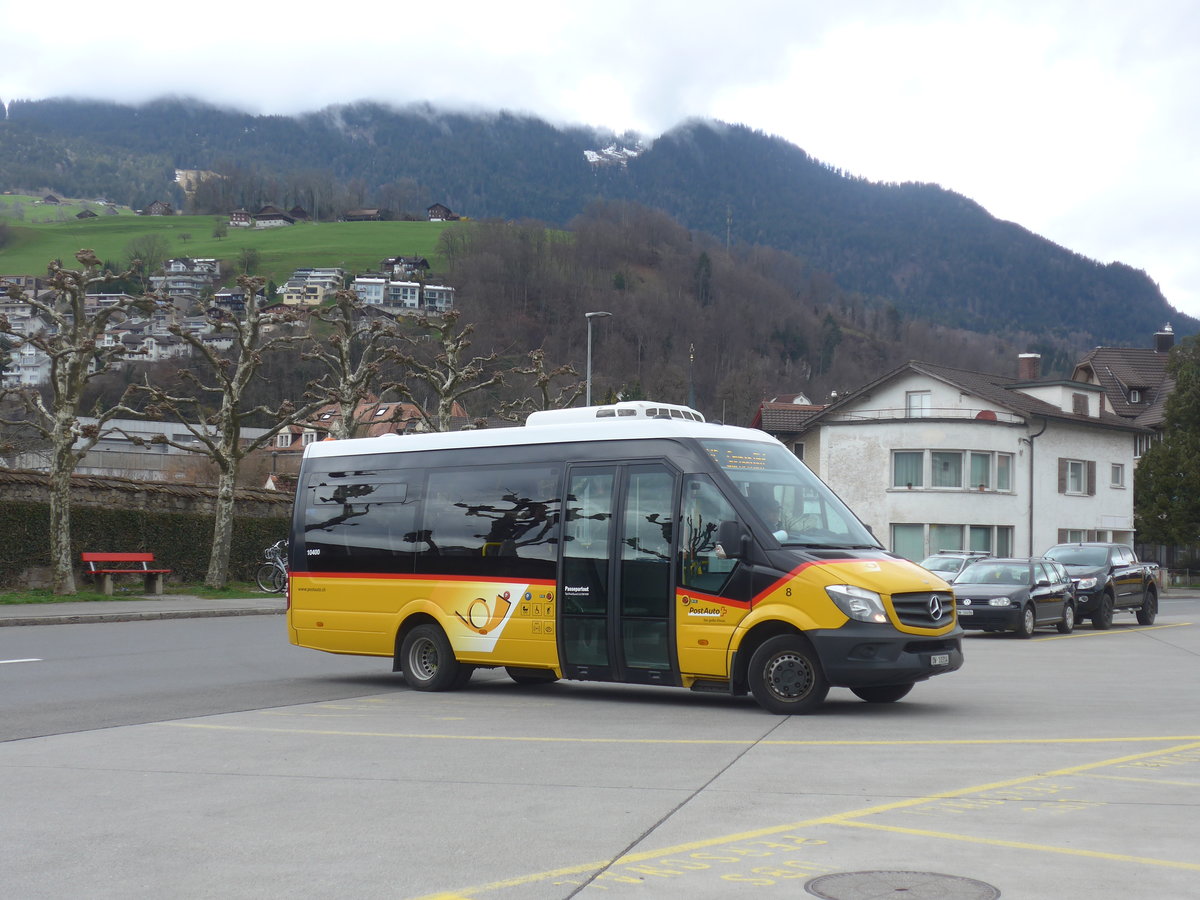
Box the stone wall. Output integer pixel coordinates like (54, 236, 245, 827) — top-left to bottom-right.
(0, 468, 292, 518)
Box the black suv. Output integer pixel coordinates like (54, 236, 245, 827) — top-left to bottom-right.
(1041, 543, 1157, 629)
(952, 557, 1076, 637)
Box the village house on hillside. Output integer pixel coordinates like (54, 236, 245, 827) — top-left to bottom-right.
(141, 200, 174, 216)
(255, 205, 294, 227)
(787, 353, 1148, 562)
(426, 203, 456, 222)
(1071, 325, 1176, 459)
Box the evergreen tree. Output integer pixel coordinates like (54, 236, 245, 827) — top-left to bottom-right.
(1135, 335, 1200, 545)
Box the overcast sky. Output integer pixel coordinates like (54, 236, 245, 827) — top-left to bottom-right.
(5, 0, 1198, 322)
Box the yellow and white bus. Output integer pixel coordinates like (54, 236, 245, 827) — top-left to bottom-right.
(287, 401, 962, 714)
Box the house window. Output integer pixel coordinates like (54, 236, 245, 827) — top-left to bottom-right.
(970, 452, 991, 490)
(893, 451, 923, 488)
(275, 432, 291, 449)
(1066, 460, 1084, 493)
(996, 526, 1013, 556)
(931, 452, 963, 488)
(1129, 389, 1141, 403)
(891, 524, 925, 561)
(1111, 463, 1125, 488)
(1072, 393, 1089, 416)
(968, 525, 992, 552)
(996, 454, 1012, 491)
(906, 391, 932, 418)
(1059, 458, 1095, 495)
(792, 442, 804, 461)
(929, 524, 963, 553)
(302, 432, 317, 446)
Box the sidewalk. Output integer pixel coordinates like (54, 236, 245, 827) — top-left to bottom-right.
(0, 594, 286, 627)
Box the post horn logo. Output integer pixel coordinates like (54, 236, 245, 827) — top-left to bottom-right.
(456, 590, 513, 635)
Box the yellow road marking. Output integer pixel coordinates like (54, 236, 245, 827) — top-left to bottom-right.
(1036, 622, 1193, 640)
(836, 820, 1200, 871)
(1078, 773, 1200, 788)
(164, 722, 1200, 747)
(408, 740, 1200, 898)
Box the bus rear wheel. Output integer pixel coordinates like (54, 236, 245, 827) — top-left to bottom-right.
(401, 624, 469, 692)
(748, 635, 829, 715)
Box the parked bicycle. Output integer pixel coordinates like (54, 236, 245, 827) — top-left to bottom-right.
(256, 539, 289, 593)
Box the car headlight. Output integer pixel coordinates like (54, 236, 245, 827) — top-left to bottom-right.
(988, 597, 1012, 607)
(1076, 577, 1098, 591)
(827, 584, 888, 624)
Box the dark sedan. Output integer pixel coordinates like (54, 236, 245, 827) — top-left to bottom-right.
(953, 557, 1076, 638)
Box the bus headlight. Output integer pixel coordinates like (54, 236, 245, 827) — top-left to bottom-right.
(827, 584, 888, 624)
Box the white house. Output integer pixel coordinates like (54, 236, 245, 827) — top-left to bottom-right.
(792, 355, 1147, 561)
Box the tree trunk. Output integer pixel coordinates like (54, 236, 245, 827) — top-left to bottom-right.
(204, 465, 238, 589)
(48, 460, 76, 595)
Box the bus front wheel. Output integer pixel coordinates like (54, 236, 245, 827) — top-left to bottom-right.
(747, 635, 829, 715)
(401, 624, 471, 692)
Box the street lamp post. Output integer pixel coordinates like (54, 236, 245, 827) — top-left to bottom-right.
(585, 311, 612, 406)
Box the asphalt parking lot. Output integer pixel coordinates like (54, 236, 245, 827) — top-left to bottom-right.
(2, 598, 1198, 899)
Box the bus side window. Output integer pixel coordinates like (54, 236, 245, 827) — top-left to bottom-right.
(680, 475, 739, 594)
(421, 464, 561, 579)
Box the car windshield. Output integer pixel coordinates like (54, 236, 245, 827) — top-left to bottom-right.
(958, 562, 1030, 586)
(1044, 546, 1109, 567)
(703, 439, 879, 549)
(921, 556, 963, 573)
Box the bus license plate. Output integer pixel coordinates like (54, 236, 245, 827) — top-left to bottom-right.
(930, 653, 950, 666)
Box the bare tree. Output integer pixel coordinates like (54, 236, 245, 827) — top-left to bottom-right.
(0, 251, 158, 593)
(392, 310, 503, 432)
(136, 275, 326, 588)
(499, 348, 582, 421)
(302, 289, 406, 440)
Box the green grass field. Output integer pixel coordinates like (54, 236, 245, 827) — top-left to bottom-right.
(0, 195, 452, 286)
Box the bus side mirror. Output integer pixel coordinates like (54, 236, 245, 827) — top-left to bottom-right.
(717, 520, 749, 560)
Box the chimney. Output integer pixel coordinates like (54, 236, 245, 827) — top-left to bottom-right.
(1018, 353, 1041, 381)
(1155, 324, 1175, 353)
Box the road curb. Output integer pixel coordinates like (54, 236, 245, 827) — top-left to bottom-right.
(0, 607, 286, 627)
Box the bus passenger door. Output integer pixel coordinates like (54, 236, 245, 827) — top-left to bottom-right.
(560, 464, 679, 685)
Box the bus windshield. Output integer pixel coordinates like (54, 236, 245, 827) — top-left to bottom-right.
(702, 439, 880, 549)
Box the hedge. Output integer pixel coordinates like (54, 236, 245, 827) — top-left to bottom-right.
(0, 500, 290, 588)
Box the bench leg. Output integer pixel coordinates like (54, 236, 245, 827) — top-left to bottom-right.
(144, 573, 164, 595)
(100, 573, 114, 596)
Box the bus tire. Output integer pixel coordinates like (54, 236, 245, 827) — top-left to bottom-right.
(401, 624, 467, 692)
(747, 634, 829, 715)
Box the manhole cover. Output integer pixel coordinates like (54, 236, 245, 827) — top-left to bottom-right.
(806, 870, 1000, 899)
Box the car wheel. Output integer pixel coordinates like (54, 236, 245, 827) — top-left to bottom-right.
(748, 634, 829, 715)
(1015, 604, 1036, 638)
(851, 683, 914, 703)
(401, 624, 468, 691)
(1136, 586, 1158, 626)
(1092, 591, 1114, 630)
(1056, 602, 1075, 634)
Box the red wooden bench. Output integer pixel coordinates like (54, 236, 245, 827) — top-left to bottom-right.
(81, 552, 172, 596)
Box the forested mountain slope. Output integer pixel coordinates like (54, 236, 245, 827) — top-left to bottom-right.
(1, 97, 1190, 349)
